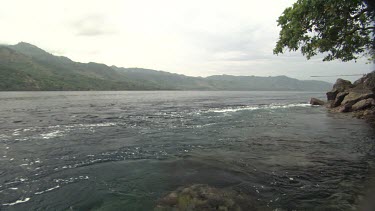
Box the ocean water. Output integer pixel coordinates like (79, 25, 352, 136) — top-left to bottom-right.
(0, 91, 374, 210)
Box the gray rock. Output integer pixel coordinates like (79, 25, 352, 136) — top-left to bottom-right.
(332, 92, 349, 107)
(310, 98, 325, 106)
(326, 79, 353, 103)
(351, 98, 375, 111)
(341, 92, 374, 106)
(338, 104, 352, 113)
(326, 90, 338, 101)
(333, 78, 353, 92)
(325, 71, 375, 120)
(364, 72, 375, 92)
(354, 71, 375, 92)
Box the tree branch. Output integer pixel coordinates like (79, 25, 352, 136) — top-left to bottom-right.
(361, 26, 375, 30)
(350, 8, 369, 20)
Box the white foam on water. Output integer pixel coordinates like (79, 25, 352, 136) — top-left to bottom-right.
(22, 128, 34, 132)
(40, 130, 64, 139)
(53, 175, 89, 184)
(193, 123, 217, 128)
(0, 134, 10, 139)
(34, 185, 60, 195)
(41, 122, 118, 139)
(2, 197, 30, 206)
(268, 103, 311, 109)
(207, 103, 312, 113)
(210, 106, 259, 113)
(9, 122, 118, 141)
(82, 122, 118, 127)
(12, 131, 20, 136)
(5, 178, 27, 186)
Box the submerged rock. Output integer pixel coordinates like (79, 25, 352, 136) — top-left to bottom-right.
(310, 98, 325, 106)
(154, 184, 265, 211)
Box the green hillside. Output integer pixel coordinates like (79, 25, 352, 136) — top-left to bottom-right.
(0, 42, 332, 91)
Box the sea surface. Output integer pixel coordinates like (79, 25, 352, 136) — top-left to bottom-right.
(0, 91, 375, 210)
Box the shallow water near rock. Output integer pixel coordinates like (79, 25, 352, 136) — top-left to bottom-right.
(0, 91, 375, 210)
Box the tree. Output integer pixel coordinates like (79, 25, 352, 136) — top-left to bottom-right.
(273, 0, 375, 62)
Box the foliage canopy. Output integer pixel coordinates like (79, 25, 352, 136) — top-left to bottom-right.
(274, 0, 375, 62)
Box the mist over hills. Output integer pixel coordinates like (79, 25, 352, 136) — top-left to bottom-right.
(0, 42, 332, 91)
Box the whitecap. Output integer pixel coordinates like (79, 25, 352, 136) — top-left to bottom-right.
(0, 134, 10, 139)
(34, 185, 60, 195)
(2, 197, 30, 206)
(268, 103, 311, 109)
(206, 103, 312, 113)
(40, 130, 64, 139)
(76, 122, 117, 128)
(12, 131, 20, 136)
(208, 106, 258, 113)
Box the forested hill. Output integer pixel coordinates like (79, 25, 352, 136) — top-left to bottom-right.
(0, 42, 332, 91)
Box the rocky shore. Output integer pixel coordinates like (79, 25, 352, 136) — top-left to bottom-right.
(310, 71, 375, 124)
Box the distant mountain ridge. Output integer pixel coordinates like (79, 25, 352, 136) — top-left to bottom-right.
(0, 42, 332, 91)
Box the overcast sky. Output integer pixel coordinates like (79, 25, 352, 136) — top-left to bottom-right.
(1, 0, 373, 82)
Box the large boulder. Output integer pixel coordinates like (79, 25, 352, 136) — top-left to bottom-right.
(310, 98, 325, 106)
(351, 98, 375, 111)
(325, 71, 375, 120)
(338, 104, 352, 113)
(353, 71, 375, 92)
(326, 90, 339, 101)
(333, 92, 349, 107)
(326, 78, 352, 103)
(364, 72, 375, 92)
(341, 92, 374, 106)
(333, 78, 353, 92)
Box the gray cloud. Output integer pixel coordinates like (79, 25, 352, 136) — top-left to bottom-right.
(182, 23, 282, 63)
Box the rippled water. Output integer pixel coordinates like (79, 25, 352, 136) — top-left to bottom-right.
(0, 91, 375, 210)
